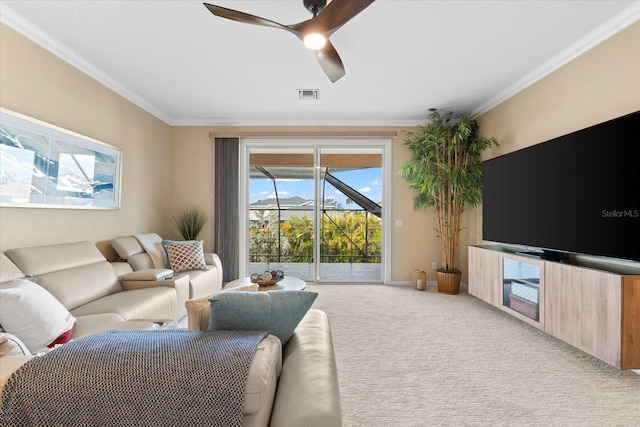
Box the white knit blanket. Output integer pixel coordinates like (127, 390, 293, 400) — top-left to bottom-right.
(134, 232, 168, 268)
(1, 329, 267, 426)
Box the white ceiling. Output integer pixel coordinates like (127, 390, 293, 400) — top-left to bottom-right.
(1, 1, 638, 126)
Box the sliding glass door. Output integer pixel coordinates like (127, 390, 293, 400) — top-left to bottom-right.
(318, 148, 382, 281)
(247, 147, 316, 281)
(240, 140, 389, 283)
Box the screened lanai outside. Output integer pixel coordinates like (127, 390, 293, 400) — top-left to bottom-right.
(243, 144, 384, 283)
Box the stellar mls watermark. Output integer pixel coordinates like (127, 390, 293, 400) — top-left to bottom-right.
(601, 209, 639, 218)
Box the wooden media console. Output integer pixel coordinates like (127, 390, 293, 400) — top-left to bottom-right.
(468, 245, 640, 370)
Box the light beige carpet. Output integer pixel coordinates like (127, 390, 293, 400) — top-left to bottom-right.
(306, 284, 640, 427)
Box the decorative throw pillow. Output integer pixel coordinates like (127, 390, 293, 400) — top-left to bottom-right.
(161, 240, 208, 273)
(208, 290, 318, 345)
(47, 326, 75, 348)
(0, 279, 76, 353)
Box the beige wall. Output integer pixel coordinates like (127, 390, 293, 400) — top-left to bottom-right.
(474, 22, 640, 268)
(0, 24, 172, 257)
(478, 21, 639, 158)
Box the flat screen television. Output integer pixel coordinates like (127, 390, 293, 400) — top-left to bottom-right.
(482, 110, 640, 263)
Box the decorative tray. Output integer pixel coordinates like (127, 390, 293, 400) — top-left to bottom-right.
(252, 277, 282, 287)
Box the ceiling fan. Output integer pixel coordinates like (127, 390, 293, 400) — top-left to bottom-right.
(203, 0, 375, 83)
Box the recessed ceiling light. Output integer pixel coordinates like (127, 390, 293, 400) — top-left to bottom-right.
(298, 89, 319, 100)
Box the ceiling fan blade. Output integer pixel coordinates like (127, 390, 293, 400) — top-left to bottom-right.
(292, 0, 375, 36)
(315, 40, 346, 83)
(203, 3, 289, 31)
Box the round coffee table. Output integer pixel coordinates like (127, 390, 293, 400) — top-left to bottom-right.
(226, 276, 307, 292)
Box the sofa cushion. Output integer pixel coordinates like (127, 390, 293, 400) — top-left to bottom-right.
(128, 252, 155, 270)
(70, 287, 177, 321)
(111, 236, 144, 259)
(5, 241, 105, 277)
(32, 261, 122, 311)
(111, 235, 157, 270)
(71, 313, 126, 339)
(162, 240, 207, 273)
(183, 269, 216, 298)
(208, 290, 318, 345)
(0, 279, 76, 353)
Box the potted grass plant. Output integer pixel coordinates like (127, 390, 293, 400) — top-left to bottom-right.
(172, 206, 207, 240)
(399, 109, 498, 294)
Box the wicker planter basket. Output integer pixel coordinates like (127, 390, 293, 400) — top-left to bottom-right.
(436, 271, 461, 295)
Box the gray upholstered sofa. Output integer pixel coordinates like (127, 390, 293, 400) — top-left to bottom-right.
(111, 233, 223, 298)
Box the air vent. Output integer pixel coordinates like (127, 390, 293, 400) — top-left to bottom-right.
(297, 89, 319, 100)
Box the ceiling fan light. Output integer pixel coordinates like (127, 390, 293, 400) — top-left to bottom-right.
(303, 33, 327, 50)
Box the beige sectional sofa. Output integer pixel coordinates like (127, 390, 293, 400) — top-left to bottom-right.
(0, 239, 342, 426)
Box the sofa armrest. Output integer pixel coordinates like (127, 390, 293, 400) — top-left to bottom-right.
(185, 295, 213, 331)
(270, 309, 342, 427)
(185, 283, 259, 331)
(121, 274, 189, 319)
(0, 355, 35, 391)
(204, 252, 223, 289)
(0, 333, 31, 357)
(120, 269, 173, 281)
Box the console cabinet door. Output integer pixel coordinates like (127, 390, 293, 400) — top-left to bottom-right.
(501, 254, 544, 330)
(468, 246, 501, 306)
(545, 263, 622, 369)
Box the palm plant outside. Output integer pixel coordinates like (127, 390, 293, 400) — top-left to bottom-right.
(249, 211, 381, 264)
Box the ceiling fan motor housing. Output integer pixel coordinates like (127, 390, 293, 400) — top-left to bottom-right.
(304, 0, 327, 16)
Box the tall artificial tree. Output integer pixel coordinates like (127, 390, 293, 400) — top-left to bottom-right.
(399, 109, 498, 294)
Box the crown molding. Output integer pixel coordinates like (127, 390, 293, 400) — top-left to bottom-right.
(474, 2, 640, 116)
(169, 117, 423, 127)
(0, 3, 173, 124)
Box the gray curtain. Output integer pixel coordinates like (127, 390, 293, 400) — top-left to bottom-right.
(214, 137, 239, 284)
